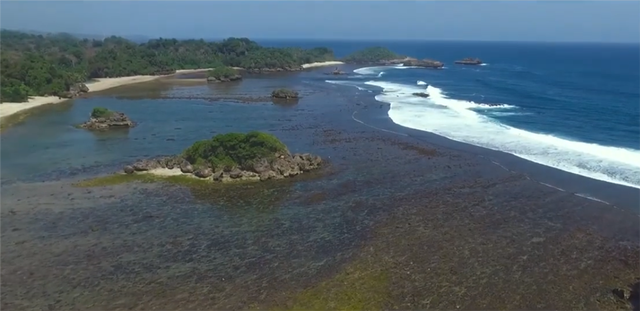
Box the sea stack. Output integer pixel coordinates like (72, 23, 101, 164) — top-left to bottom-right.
(454, 58, 483, 65)
(78, 107, 136, 130)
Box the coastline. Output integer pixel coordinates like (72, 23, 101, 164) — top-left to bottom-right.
(0, 61, 343, 122)
(0, 68, 206, 121)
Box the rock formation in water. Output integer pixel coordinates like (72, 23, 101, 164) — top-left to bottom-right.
(324, 67, 348, 76)
(412, 92, 430, 98)
(123, 131, 322, 182)
(454, 58, 483, 65)
(78, 107, 136, 130)
(400, 58, 445, 69)
(271, 88, 299, 99)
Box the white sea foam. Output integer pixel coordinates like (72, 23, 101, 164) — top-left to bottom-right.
(363, 81, 640, 189)
(325, 80, 370, 91)
(417, 81, 428, 85)
(353, 66, 387, 75)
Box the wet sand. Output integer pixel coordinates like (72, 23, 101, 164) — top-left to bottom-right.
(1, 71, 639, 310)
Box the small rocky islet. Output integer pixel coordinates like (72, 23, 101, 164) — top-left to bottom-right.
(122, 131, 322, 183)
(271, 88, 300, 99)
(77, 107, 136, 130)
(454, 57, 484, 65)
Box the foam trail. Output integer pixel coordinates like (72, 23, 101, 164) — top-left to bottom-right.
(364, 81, 640, 189)
(417, 81, 427, 86)
(378, 72, 385, 77)
(325, 80, 369, 91)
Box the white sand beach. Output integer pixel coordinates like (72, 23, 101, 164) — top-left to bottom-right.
(301, 61, 345, 69)
(0, 69, 213, 120)
(0, 64, 339, 120)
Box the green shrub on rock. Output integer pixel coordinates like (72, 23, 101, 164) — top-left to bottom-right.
(182, 131, 288, 170)
(271, 88, 299, 99)
(90, 107, 113, 118)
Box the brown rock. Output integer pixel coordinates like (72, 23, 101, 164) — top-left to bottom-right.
(123, 166, 135, 174)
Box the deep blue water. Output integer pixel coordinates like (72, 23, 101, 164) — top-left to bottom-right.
(261, 39, 640, 188)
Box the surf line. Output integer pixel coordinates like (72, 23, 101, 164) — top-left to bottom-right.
(351, 110, 408, 137)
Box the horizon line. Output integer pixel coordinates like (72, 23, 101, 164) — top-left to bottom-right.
(4, 28, 638, 45)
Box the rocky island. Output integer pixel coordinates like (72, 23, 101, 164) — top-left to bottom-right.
(206, 66, 242, 83)
(343, 47, 444, 69)
(122, 131, 322, 182)
(454, 57, 483, 65)
(271, 88, 299, 99)
(401, 58, 444, 69)
(77, 107, 136, 130)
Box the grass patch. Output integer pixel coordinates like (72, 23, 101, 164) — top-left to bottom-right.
(73, 173, 206, 188)
(285, 260, 390, 311)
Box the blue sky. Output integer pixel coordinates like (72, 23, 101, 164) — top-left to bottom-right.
(1, 1, 638, 42)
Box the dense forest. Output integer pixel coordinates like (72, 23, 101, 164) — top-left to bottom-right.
(0, 30, 336, 102)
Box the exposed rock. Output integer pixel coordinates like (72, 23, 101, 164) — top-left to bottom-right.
(412, 92, 430, 98)
(194, 168, 213, 178)
(122, 152, 322, 183)
(229, 168, 244, 179)
(78, 110, 136, 131)
(454, 57, 483, 65)
(59, 83, 90, 99)
(324, 67, 347, 76)
(123, 165, 135, 174)
(132, 159, 160, 171)
(401, 57, 444, 69)
(180, 163, 194, 174)
(207, 74, 242, 83)
(212, 170, 224, 181)
(271, 89, 299, 99)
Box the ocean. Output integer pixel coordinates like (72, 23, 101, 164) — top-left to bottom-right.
(265, 39, 640, 189)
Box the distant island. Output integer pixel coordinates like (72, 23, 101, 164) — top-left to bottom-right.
(0, 30, 335, 102)
(454, 57, 483, 65)
(341, 46, 444, 69)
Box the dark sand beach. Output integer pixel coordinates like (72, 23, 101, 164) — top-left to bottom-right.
(1, 67, 639, 310)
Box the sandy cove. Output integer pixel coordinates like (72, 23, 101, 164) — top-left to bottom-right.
(0, 62, 343, 120)
(0, 68, 206, 120)
(301, 61, 344, 69)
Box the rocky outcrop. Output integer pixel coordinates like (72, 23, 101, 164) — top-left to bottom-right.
(59, 83, 89, 99)
(78, 110, 136, 130)
(401, 58, 444, 69)
(454, 58, 483, 65)
(324, 67, 347, 76)
(271, 89, 299, 99)
(207, 74, 242, 83)
(123, 152, 323, 183)
(412, 92, 430, 98)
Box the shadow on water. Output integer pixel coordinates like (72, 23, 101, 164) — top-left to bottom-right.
(1, 100, 76, 132)
(271, 98, 300, 108)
